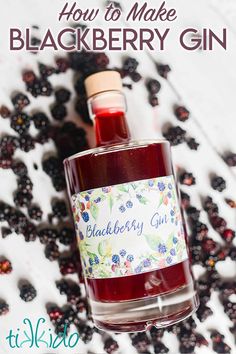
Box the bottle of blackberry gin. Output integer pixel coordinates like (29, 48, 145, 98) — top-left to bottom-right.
(64, 71, 199, 332)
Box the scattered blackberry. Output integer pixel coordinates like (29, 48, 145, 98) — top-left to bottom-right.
(180, 190, 190, 208)
(40, 79, 53, 96)
(59, 255, 77, 275)
(190, 243, 203, 265)
(203, 196, 219, 216)
(157, 63, 171, 79)
(32, 112, 50, 130)
(19, 134, 35, 152)
(147, 79, 161, 94)
(0, 259, 13, 274)
(104, 338, 119, 354)
(154, 342, 169, 354)
(19, 282, 37, 302)
(52, 200, 68, 219)
(222, 229, 235, 243)
(23, 222, 37, 242)
(149, 327, 164, 342)
(195, 333, 208, 347)
(38, 63, 55, 78)
(12, 160, 28, 176)
(56, 279, 71, 295)
(192, 221, 208, 240)
(0, 105, 11, 118)
(59, 227, 75, 245)
(42, 156, 62, 177)
(149, 95, 159, 107)
(186, 206, 200, 221)
(55, 57, 70, 73)
(225, 198, 236, 208)
(17, 176, 33, 192)
(11, 93, 30, 111)
(210, 215, 227, 234)
(52, 174, 66, 191)
(75, 97, 92, 125)
(179, 331, 196, 354)
(0, 300, 9, 315)
(28, 205, 42, 221)
(130, 71, 142, 82)
(224, 153, 236, 167)
(74, 77, 86, 95)
(55, 88, 71, 104)
(14, 190, 33, 208)
(186, 137, 199, 150)
(211, 331, 231, 354)
(22, 70, 37, 84)
(131, 332, 150, 353)
(196, 304, 213, 322)
(75, 297, 89, 313)
(0, 202, 13, 222)
(202, 238, 219, 255)
(38, 228, 58, 244)
(45, 241, 60, 261)
(94, 52, 110, 69)
(179, 172, 196, 186)
(0, 135, 19, 158)
(48, 306, 64, 325)
(50, 103, 67, 121)
(1, 227, 12, 238)
(163, 126, 186, 146)
(0, 157, 12, 169)
(211, 176, 226, 192)
(10, 112, 30, 135)
(77, 323, 94, 343)
(123, 57, 139, 74)
(174, 106, 190, 122)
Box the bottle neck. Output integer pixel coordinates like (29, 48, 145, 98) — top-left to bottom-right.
(88, 91, 131, 147)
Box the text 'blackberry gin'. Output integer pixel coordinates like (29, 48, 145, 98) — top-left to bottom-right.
(64, 71, 199, 332)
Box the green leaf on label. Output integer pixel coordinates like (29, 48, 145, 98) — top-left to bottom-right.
(157, 196, 163, 209)
(98, 240, 107, 257)
(144, 234, 161, 251)
(117, 185, 129, 193)
(108, 194, 114, 212)
(166, 232, 174, 250)
(87, 251, 97, 261)
(90, 203, 99, 220)
(138, 196, 148, 205)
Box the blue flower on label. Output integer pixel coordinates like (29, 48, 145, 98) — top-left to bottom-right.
(158, 182, 165, 191)
(168, 192, 172, 198)
(89, 258, 94, 266)
(170, 249, 176, 256)
(173, 237, 178, 244)
(143, 259, 151, 267)
(85, 195, 90, 201)
(127, 254, 134, 262)
(94, 197, 101, 203)
(88, 267, 93, 274)
(112, 254, 120, 264)
(120, 249, 126, 257)
(126, 200, 133, 208)
(166, 256, 172, 264)
(119, 205, 126, 213)
(135, 266, 142, 273)
(102, 187, 110, 193)
(136, 194, 142, 200)
(158, 244, 167, 253)
(170, 209, 175, 216)
(94, 256, 99, 264)
(168, 183, 172, 190)
(148, 180, 154, 187)
(82, 211, 89, 222)
(79, 231, 84, 240)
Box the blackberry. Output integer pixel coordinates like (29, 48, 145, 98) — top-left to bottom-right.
(123, 57, 139, 74)
(157, 63, 171, 79)
(77, 323, 94, 343)
(32, 112, 50, 130)
(19, 134, 35, 152)
(179, 172, 196, 186)
(22, 70, 37, 84)
(74, 77, 86, 95)
(104, 338, 119, 354)
(0, 300, 9, 315)
(147, 79, 161, 94)
(130, 71, 142, 82)
(222, 228, 235, 243)
(0, 135, 19, 158)
(179, 331, 196, 354)
(211, 176, 226, 192)
(150, 327, 164, 342)
(7, 209, 27, 232)
(28, 205, 42, 221)
(55, 88, 71, 104)
(75, 97, 92, 125)
(22, 221, 37, 242)
(40, 79, 53, 96)
(224, 152, 236, 167)
(52, 174, 66, 192)
(48, 306, 64, 324)
(75, 297, 89, 313)
(210, 215, 227, 234)
(45, 241, 60, 261)
(51, 103, 67, 121)
(154, 342, 169, 354)
(174, 106, 190, 122)
(14, 190, 33, 208)
(12, 160, 28, 176)
(38, 228, 58, 244)
(56, 279, 71, 295)
(17, 176, 33, 192)
(180, 190, 190, 208)
(42, 156, 62, 177)
(192, 221, 208, 240)
(203, 196, 219, 216)
(229, 246, 236, 261)
(19, 282, 37, 302)
(1, 227, 12, 238)
(195, 333, 208, 347)
(59, 255, 77, 275)
(222, 300, 236, 322)
(11, 93, 30, 111)
(52, 200, 68, 219)
(0, 157, 12, 169)
(38, 63, 55, 78)
(186, 137, 199, 150)
(94, 52, 110, 69)
(0, 105, 11, 118)
(0, 202, 13, 222)
(190, 243, 203, 265)
(196, 304, 213, 322)
(186, 206, 200, 221)
(163, 126, 186, 146)
(211, 331, 231, 354)
(55, 57, 70, 73)
(149, 95, 159, 107)
(131, 332, 150, 353)
(0, 259, 13, 274)
(202, 238, 219, 255)
(59, 227, 75, 245)
(10, 112, 30, 135)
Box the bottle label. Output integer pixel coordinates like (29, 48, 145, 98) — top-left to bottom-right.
(71, 175, 188, 279)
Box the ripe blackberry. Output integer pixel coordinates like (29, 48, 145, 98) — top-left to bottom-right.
(123, 57, 139, 74)
(0, 135, 19, 158)
(0, 157, 12, 169)
(179, 331, 196, 354)
(211, 331, 231, 354)
(157, 63, 171, 79)
(192, 221, 208, 240)
(149, 95, 159, 107)
(45, 241, 60, 261)
(94, 52, 110, 69)
(55, 88, 71, 104)
(203, 196, 219, 216)
(59, 255, 77, 275)
(38, 228, 58, 244)
(52, 200, 68, 219)
(55, 57, 70, 73)
(74, 77, 86, 95)
(17, 176, 33, 192)
(174, 106, 190, 122)
(195, 333, 208, 347)
(147, 79, 161, 94)
(0, 202, 13, 222)
(222, 300, 236, 322)
(222, 229, 235, 243)
(51, 103, 67, 121)
(39, 79, 53, 97)
(12, 160, 28, 176)
(42, 156, 62, 177)
(14, 190, 33, 208)
(196, 304, 213, 322)
(52, 174, 66, 192)
(1, 227, 12, 238)
(19, 134, 35, 152)
(186, 137, 199, 150)
(0, 105, 11, 118)
(11, 93, 30, 111)
(23, 221, 37, 242)
(149, 327, 164, 342)
(38, 63, 55, 78)
(28, 205, 42, 221)
(190, 243, 203, 265)
(32, 112, 50, 130)
(75, 297, 89, 313)
(0, 259, 13, 274)
(130, 71, 142, 82)
(48, 306, 64, 324)
(10, 112, 30, 135)
(210, 215, 227, 234)
(163, 126, 186, 146)
(154, 342, 169, 354)
(75, 97, 92, 125)
(104, 338, 119, 354)
(224, 153, 236, 167)
(22, 70, 37, 84)
(59, 227, 75, 245)
(186, 206, 200, 221)
(202, 238, 219, 255)
(0, 300, 9, 315)
(180, 190, 190, 208)
(179, 172, 196, 186)
(19, 282, 37, 302)
(77, 323, 94, 343)
(7, 208, 27, 232)
(211, 176, 226, 192)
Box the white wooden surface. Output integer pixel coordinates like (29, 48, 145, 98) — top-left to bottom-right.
(0, 1, 236, 353)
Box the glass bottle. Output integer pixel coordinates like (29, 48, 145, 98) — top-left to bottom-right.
(64, 71, 199, 332)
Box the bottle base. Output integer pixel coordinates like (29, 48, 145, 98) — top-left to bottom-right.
(91, 283, 199, 333)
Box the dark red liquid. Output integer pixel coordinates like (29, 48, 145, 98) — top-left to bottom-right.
(65, 112, 193, 302)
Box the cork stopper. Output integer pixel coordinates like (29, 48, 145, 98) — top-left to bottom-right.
(85, 71, 122, 98)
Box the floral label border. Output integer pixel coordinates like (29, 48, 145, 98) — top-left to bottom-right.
(71, 175, 188, 279)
